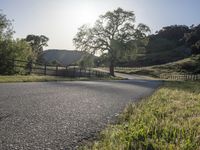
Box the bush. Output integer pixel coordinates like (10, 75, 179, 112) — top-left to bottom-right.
(0, 39, 32, 74)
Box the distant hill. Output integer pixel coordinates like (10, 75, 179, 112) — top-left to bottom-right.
(39, 49, 86, 66)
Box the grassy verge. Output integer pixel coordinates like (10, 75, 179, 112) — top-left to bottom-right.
(82, 81, 200, 149)
(0, 75, 123, 83)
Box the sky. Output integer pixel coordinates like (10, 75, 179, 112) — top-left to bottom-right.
(0, 0, 200, 50)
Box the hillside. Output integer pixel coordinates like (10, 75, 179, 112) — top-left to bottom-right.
(115, 55, 200, 77)
(119, 46, 191, 67)
(116, 25, 194, 67)
(39, 49, 85, 66)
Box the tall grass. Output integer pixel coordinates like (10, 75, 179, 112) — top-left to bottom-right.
(83, 81, 200, 150)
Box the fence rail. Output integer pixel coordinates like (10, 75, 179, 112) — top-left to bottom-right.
(1, 59, 110, 78)
(160, 74, 200, 81)
(115, 66, 149, 70)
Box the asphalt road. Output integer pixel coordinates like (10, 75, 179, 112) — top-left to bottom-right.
(0, 76, 161, 149)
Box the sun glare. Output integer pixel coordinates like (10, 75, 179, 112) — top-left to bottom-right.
(73, 4, 98, 25)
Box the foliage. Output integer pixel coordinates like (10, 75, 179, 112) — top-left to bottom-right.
(25, 34, 49, 61)
(146, 25, 190, 53)
(49, 60, 62, 66)
(116, 46, 190, 67)
(83, 81, 200, 150)
(95, 53, 110, 67)
(0, 11, 14, 40)
(146, 37, 178, 53)
(156, 25, 190, 41)
(111, 25, 192, 67)
(184, 24, 200, 54)
(73, 8, 150, 75)
(0, 11, 33, 74)
(78, 54, 95, 68)
(0, 39, 32, 74)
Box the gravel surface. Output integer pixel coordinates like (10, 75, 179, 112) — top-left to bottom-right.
(0, 77, 161, 149)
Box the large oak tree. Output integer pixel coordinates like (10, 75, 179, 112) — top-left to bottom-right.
(73, 8, 150, 76)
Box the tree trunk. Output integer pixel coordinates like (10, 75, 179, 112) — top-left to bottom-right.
(109, 63, 115, 76)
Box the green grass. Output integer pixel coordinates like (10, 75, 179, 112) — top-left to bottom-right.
(115, 55, 200, 78)
(82, 81, 200, 150)
(0, 75, 123, 83)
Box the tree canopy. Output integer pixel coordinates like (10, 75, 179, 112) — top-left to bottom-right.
(0, 11, 14, 40)
(73, 8, 150, 75)
(25, 34, 49, 61)
(184, 24, 200, 54)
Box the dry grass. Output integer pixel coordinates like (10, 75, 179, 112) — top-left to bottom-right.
(82, 81, 200, 150)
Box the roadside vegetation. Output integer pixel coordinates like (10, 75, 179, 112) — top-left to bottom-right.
(0, 75, 123, 83)
(0, 11, 49, 75)
(82, 81, 200, 149)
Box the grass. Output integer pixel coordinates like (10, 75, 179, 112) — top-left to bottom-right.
(115, 55, 200, 78)
(82, 81, 200, 150)
(0, 75, 123, 83)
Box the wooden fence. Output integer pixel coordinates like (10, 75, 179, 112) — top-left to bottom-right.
(2, 59, 110, 78)
(160, 74, 200, 81)
(115, 67, 200, 81)
(114, 66, 149, 71)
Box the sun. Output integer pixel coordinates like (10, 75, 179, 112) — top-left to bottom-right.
(73, 4, 98, 25)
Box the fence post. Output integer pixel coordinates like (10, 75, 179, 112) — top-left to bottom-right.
(28, 60, 32, 74)
(84, 69, 86, 77)
(89, 69, 91, 77)
(96, 71, 97, 77)
(65, 67, 68, 77)
(12, 58, 15, 73)
(79, 68, 82, 77)
(73, 67, 76, 77)
(44, 63, 47, 75)
(56, 65, 58, 76)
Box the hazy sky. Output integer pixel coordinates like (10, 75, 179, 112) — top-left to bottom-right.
(1, 0, 200, 50)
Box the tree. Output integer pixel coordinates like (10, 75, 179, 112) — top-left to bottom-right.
(157, 25, 190, 41)
(73, 8, 150, 76)
(146, 25, 190, 54)
(78, 54, 96, 68)
(25, 34, 49, 61)
(0, 12, 32, 74)
(0, 39, 32, 74)
(0, 11, 14, 40)
(184, 24, 200, 54)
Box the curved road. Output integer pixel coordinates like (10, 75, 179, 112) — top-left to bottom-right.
(0, 75, 161, 149)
